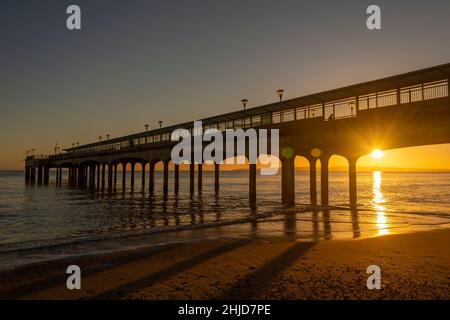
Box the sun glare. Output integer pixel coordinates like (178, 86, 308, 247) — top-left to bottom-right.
(372, 149, 383, 159)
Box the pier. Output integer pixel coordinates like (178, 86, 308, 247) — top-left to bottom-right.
(25, 64, 450, 207)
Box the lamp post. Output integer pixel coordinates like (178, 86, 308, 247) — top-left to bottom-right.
(99, 136, 102, 142)
(158, 121, 163, 129)
(277, 89, 285, 102)
(145, 124, 149, 132)
(241, 99, 248, 110)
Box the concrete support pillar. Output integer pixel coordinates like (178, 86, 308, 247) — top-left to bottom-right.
(96, 164, 101, 188)
(83, 166, 88, 188)
(141, 163, 146, 191)
(101, 164, 106, 189)
(281, 156, 295, 207)
(130, 162, 135, 191)
(25, 166, 30, 184)
(249, 163, 256, 202)
(113, 164, 117, 189)
(174, 164, 179, 194)
(89, 165, 95, 189)
(320, 155, 330, 206)
(44, 166, 49, 186)
(59, 167, 63, 186)
(163, 161, 169, 196)
(197, 164, 203, 193)
(348, 157, 358, 208)
(73, 167, 77, 187)
(107, 164, 113, 191)
(84, 167, 88, 187)
(189, 163, 195, 194)
(37, 166, 43, 184)
(149, 162, 155, 195)
(55, 167, 59, 186)
(214, 163, 220, 193)
(77, 166, 83, 187)
(122, 163, 127, 191)
(69, 168, 73, 186)
(308, 157, 317, 205)
(30, 166, 36, 184)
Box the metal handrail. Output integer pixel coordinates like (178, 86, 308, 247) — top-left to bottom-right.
(64, 79, 449, 156)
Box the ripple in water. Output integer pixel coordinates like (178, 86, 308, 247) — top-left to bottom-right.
(0, 170, 449, 249)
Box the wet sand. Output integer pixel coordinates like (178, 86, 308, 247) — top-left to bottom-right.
(0, 228, 449, 300)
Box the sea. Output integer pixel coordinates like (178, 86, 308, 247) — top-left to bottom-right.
(0, 170, 449, 269)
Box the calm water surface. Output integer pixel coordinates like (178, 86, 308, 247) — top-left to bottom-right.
(0, 170, 449, 253)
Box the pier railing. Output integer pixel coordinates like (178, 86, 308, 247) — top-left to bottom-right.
(60, 66, 449, 156)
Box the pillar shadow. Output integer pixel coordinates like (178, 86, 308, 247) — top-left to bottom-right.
(312, 209, 320, 241)
(213, 193, 221, 223)
(172, 195, 181, 226)
(322, 209, 332, 240)
(162, 197, 169, 227)
(0, 245, 173, 299)
(216, 241, 316, 299)
(351, 208, 361, 239)
(283, 210, 297, 240)
(189, 196, 196, 225)
(197, 193, 204, 224)
(249, 201, 258, 231)
(93, 240, 249, 299)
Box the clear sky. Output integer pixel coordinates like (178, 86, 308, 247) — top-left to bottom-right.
(1, 0, 450, 170)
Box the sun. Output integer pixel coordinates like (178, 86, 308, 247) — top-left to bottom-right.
(372, 149, 383, 159)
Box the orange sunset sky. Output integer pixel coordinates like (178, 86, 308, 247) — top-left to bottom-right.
(1, 1, 450, 171)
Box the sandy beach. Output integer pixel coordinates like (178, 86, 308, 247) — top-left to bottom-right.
(0, 227, 448, 300)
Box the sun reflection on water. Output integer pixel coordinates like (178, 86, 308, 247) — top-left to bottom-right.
(372, 171, 389, 236)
